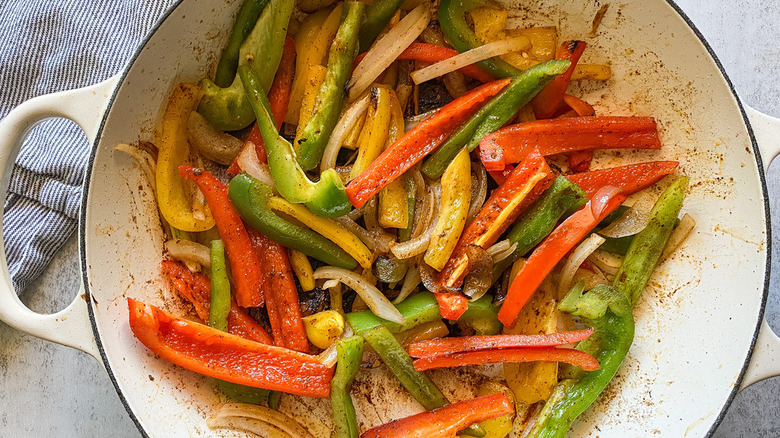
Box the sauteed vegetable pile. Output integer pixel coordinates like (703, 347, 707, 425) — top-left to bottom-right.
(118, 0, 696, 436)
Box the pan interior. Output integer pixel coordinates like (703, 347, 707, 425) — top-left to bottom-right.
(81, 0, 768, 436)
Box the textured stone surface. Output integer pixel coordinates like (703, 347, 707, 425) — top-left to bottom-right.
(1, 0, 779, 437)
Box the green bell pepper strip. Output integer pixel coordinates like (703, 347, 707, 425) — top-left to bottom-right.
(362, 325, 450, 410)
(198, 0, 292, 131)
(528, 176, 688, 438)
(597, 234, 634, 255)
(267, 390, 281, 410)
(491, 176, 587, 283)
(228, 173, 357, 269)
(438, 0, 522, 79)
(295, 2, 364, 171)
(421, 60, 570, 179)
(346, 291, 502, 335)
(238, 64, 352, 217)
(358, 0, 406, 52)
(362, 325, 486, 437)
(331, 336, 365, 438)
(213, 0, 270, 88)
(458, 294, 501, 335)
(209, 240, 270, 404)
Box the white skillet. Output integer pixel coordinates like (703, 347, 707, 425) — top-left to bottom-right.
(1, 0, 780, 436)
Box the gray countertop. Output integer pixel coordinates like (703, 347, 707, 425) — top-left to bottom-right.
(1, 0, 780, 436)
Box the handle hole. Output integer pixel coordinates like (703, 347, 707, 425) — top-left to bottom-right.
(3, 117, 88, 311)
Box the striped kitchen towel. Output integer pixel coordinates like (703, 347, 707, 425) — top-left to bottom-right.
(0, 0, 177, 293)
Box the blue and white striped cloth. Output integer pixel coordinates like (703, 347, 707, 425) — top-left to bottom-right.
(1, 0, 177, 293)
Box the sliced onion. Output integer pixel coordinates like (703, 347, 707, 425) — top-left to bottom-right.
(186, 111, 243, 165)
(462, 245, 493, 300)
(208, 403, 314, 438)
(347, 4, 431, 101)
(588, 250, 623, 276)
(600, 191, 656, 238)
(236, 141, 275, 188)
(391, 182, 441, 259)
(394, 264, 421, 304)
(571, 265, 610, 296)
(364, 197, 380, 232)
(321, 94, 371, 172)
(558, 233, 606, 297)
(590, 185, 622, 219)
(411, 36, 531, 84)
(114, 143, 157, 195)
(164, 239, 211, 268)
(313, 267, 405, 325)
(660, 213, 695, 262)
(207, 416, 290, 438)
(467, 161, 488, 225)
(404, 109, 438, 131)
(487, 240, 517, 263)
(335, 217, 393, 254)
(346, 204, 365, 220)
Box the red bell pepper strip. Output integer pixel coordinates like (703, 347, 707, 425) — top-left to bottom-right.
(227, 37, 296, 175)
(179, 166, 265, 308)
(567, 161, 680, 198)
(160, 260, 273, 344)
(360, 393, 514, 438)
(437, 151, 554, 289)
(248, 229, 309, 353)
(559, 94, 597, 171)
(498, 190, 627, 328)
(354, 42, 495, 83)
(532, 41, 587, 119)
(346, 78, 511, 208)
(407, 328, 594, 358)
(562, 94, 595, 117)
(412, 347, 600, 372)
(479, 116, 662, 171)
(127, 298, 333, 397)
(434, 292, 469, 321)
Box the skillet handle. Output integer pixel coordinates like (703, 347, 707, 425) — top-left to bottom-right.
(0, 75, 119, 362)
(740, 106, 780, 389)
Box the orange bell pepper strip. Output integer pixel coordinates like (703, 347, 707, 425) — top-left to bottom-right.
(498, 189, 627, 328)
(412, 347, 601, 372)
(160, 260, 273, 344)
(562, 94, 596, 117)
(248, 229, 309, 353)
(227, 37, 296, 175)
(437, 151, 554, 289)
(353, 42, 495, 83)
(360, 393, 514, 438)
(567, 161, 680, 198)
(346, 78, 511, 208)
(478, 116, 662, 171)
(127, 298, 333, 397)
(407, 328, 594, 358)
(532, 41, 587, 119)
(179, 166, 265, 308)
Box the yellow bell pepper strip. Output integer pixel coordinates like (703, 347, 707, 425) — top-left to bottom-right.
(228, 174, 357, 269)
(296, 1, 366, 171)
(212, 0, 270, 88)
(198, 0, 293, 131)
(397, 174, 416, 242)
(424, 148, 471, 271)
(156, 83, 215, 232)
(238, 64, 352, 217)
(294, 65, 329, 150)
(288, 249, 315, 291)
(127, 298, 334, 398)
(378, 90, 409, 229)
(266, 196, 373, 269)
(285, 8, 332, 124)
(331, 336, 364, 438)
(350, 86, 392, 180)
(303, 310, 345, 349)
(437, 151, 553, 289)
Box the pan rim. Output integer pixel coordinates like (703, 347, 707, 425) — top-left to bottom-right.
(76, 0, 771, 436)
